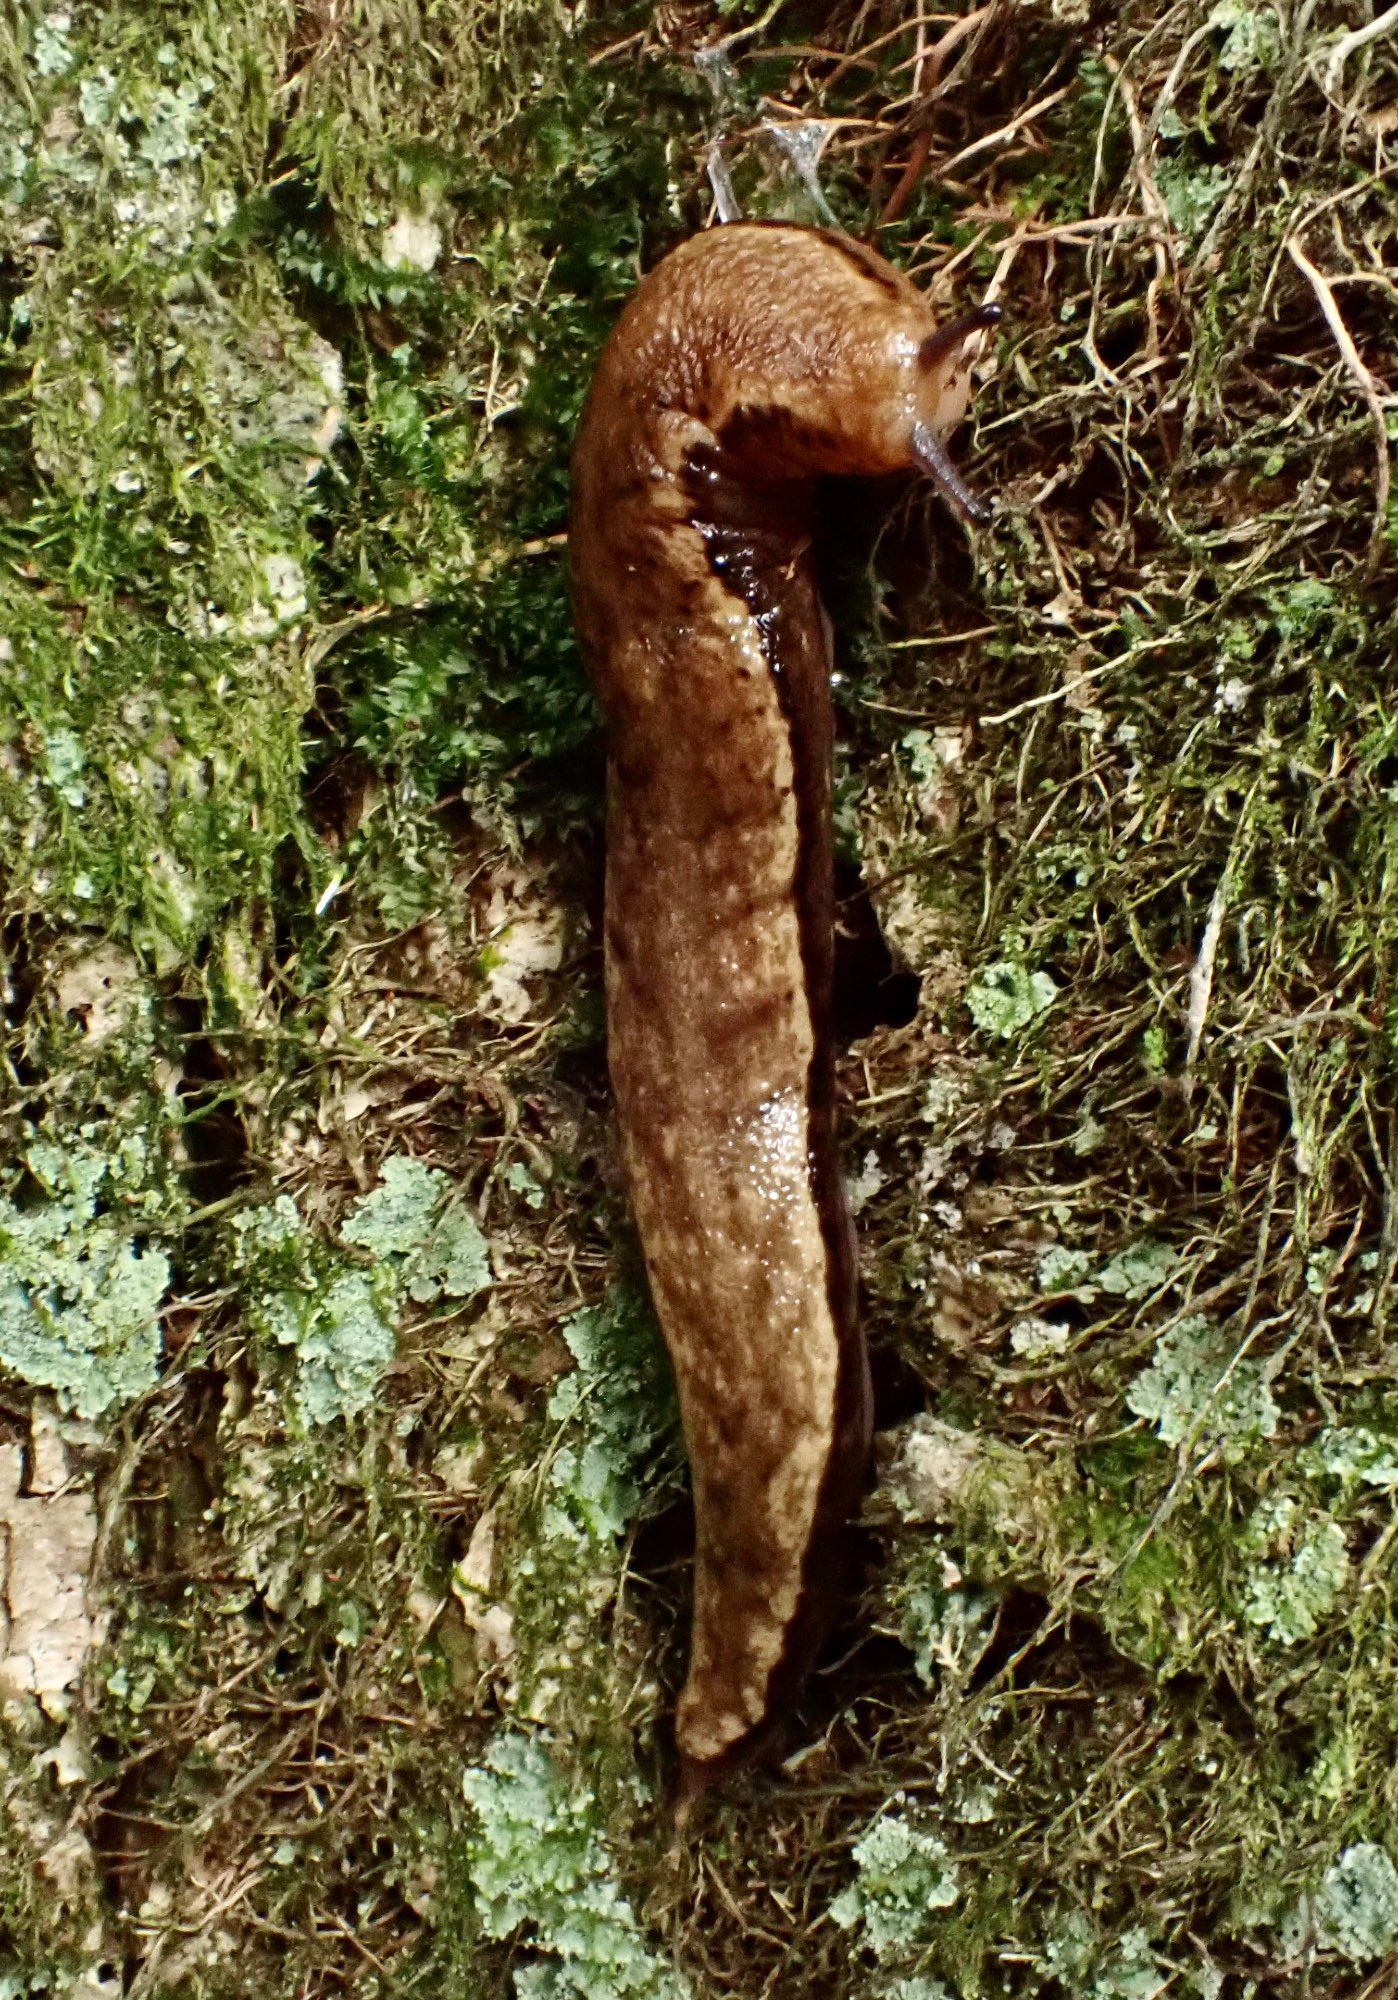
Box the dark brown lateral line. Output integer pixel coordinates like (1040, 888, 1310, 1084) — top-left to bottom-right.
(694, 517, 872, 1765)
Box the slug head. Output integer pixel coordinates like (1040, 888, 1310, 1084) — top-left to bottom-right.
(805, 286, 1003, 523)
(636, 227, 1001, 526)
(909, 304, 1004, 524)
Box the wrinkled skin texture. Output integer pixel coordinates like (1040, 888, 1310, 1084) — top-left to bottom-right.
(570, 222, 991, 1789)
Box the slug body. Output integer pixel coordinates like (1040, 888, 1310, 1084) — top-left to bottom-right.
(570, 223, 994, 1789)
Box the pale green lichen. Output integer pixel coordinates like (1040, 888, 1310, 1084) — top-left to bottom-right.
(337, 1159, 449, 1258)
(230, 1161, 491, 1424)
(1154, 148, 1231, 238)
(0, 1137, 169, 1419)
(1010, 1314, 1071, 1360)
(1241, 1499, 1349, 1645)
(829, 1807, 960, 1960)
(1034, 1915, 1166, 1998)
(1209, 0, 1282, 73)
(965, 959, 1058, 1039)
(1037, 1244, 1096, 1294)
(503, 1160, 547, 1209)
(280, 1270, 397, 1430)
(1279, 1843, 1398, 1966)
(537, 1297, 678, 1557)
(497, 1290, 680, 1737)
(1125, 1317, 1278, 1462)
(40, 727, 85, 807)
(1310, 1426, 1398, 1488)
(1315, 1844, 1398, 1963)
(893, 1544, 997, 1689)
(230, 1194, 396, 1426)
(463, 1731, 687, 2000)
(1096, 1239, 1177, 1299)
(1037, 1238, 1175, 1302)
(30, 11, 75, 77)
(339, 1154, 491, 1304)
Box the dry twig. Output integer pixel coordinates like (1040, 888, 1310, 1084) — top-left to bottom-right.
(1286, 234, 1393, 572)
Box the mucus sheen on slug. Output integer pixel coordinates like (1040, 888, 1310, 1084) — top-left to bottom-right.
(569, 222, 995, 1792)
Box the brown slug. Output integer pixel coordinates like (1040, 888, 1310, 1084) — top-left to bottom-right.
(569, 221, 998, 1793)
